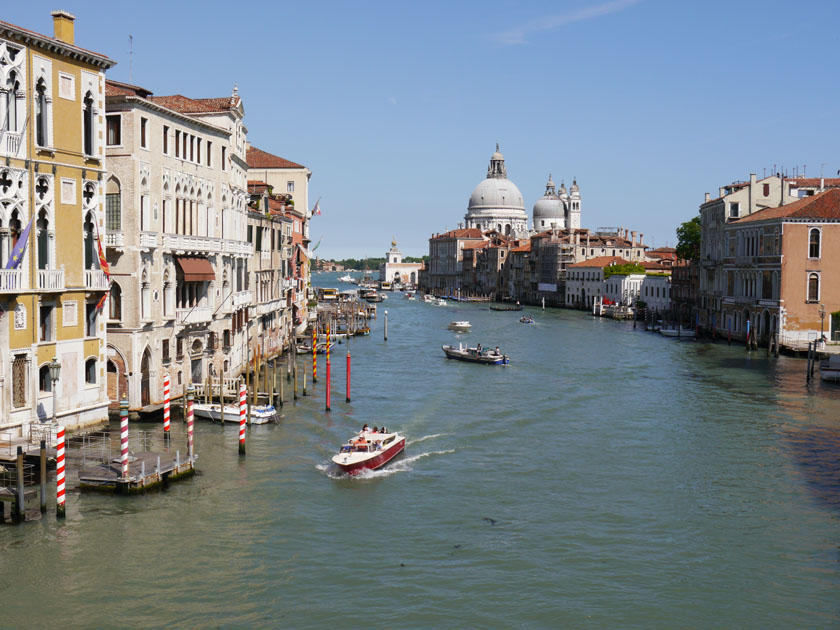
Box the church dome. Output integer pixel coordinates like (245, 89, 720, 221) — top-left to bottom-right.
(466, 144, 526, 216)
(533, 175, 564, 220)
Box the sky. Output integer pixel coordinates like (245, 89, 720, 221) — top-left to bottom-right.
(6, 1, 840, 258)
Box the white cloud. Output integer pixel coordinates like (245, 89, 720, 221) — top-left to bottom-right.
(495, 0, 642, 45)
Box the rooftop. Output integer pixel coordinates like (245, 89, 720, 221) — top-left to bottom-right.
(246, 145, 306, 169)
(734, 188, 840, 223)
(568, 256, 630, 269)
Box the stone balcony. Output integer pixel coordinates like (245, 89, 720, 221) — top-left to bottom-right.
(0, 269, 22, 293)
(37, 269, 64, 291)
(104, 232, 125, 247)
(139, 232, 159, 249)
(232, 290, 252, 308)
(85, 269, 109, 290)
(176, 305, 213, 325)
(3, 131, 23, 156)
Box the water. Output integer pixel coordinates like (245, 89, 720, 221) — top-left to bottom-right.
(3, 273, 840, 628)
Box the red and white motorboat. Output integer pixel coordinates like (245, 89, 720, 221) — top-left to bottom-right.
(332, 428, 406, 475)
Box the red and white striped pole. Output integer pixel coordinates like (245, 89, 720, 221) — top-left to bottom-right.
(186, 384, 195, 461)
(346, 351, 351, 403)
(163, 373, 171, 442)
(312, 325, 317, 382)
(239, 381, 247, 456)
(326, 323, 331, 363)
(56, 426, 66, 519)
(120, 395, 129, 481)
(326, 359, 331, 412)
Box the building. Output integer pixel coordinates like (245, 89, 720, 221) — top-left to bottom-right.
(0, 12, 115, 434)
(104, 80, 252, 413)
(531, 175, 581, 232)
(379, 240, 421, 286)
(464, 145, 528, 238)
(720, 188, 840, 347)
(565, 257, 630, 309)
(424, 228, 487, 294)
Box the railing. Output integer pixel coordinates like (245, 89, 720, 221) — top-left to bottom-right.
(260, 250, 271, 262)
(3, 131, 23, 155)
(139, 232, 158, 248)
(176, 305, 213, 324)
(223, 240, 253, 256)
(104, 232, 125, 247)
(232, 290, 252, 307)
(85, 269, 109, 290)
(0, 269, 22, 292)
(163, 234, 222, 253)
(37, 269, 64, 291)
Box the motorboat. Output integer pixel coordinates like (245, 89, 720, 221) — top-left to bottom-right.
(819, 354, 840, 382)
(436, 297, 447, 306)
(338, 274, 354, 283)
(519, 315, 535, 324)
(660, 327, 696, 338)
(379, 292, 388, 300)
(404, 291, 414, 299)
(332, 428, 406, 475)
(193, 403, 279, 424)
(442, 343, 509, 365)
(448, 321, 471, 332)
(422, 294, 435, 303)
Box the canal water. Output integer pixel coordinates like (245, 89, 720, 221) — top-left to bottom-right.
(2, 273, 839, 628)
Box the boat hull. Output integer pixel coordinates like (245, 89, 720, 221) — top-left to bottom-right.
(332, 437, 406, 474)
(193, 403, 278, 424)
(442, 345, 509, 365)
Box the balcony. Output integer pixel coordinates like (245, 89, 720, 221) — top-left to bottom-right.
(37, 269, 64, 291)
(163, 234, 222, 254)
(3, 131, 23, 155)
(176, 305, 213, 325)
(104, 232, 125, 247)
(223, 239, 253, 256)
(139, 232, 159, 249)
(85, 269, 109, 290)
(232, 290, 252, 308)
(0, 269, 22, 292)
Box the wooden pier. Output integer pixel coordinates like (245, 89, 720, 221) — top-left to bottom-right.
(77, 450, 195, 493)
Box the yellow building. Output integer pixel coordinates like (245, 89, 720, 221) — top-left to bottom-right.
(0, 12, 115, 435)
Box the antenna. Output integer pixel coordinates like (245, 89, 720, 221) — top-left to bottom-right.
(129, 34, 133, 83)
(820, 163, 826, 178)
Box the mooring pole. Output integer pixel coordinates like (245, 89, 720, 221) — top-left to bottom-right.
(56, 427, 66, 519)
(293, 360, 298, 401)
(120, 396, 130, 481)
(326, 359, 331, 412)
(219, 365, 225, 427)
(186, 384, 195, 461)
(239, 381, 247, 456)
(384, 310, 388, 341)
(312, 326, 318, 382)
(163, 373, 171, 442)
(303, 366, 308, 396)
(40, 440, 47, 514)
(346, 352, 351, 403)
(15, 446, 24, 523)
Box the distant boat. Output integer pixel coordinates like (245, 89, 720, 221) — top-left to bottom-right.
(338, 274, 353, 283)
(519, 315, 535, 324)
(442, 343, 509, 365)
(193, 403, 279, 424)
(490, 304, 523, 312)
(660, 327, 696, 338)
(448, 321, 471, 332)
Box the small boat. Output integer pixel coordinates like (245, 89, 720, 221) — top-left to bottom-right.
(660, 327, 696, 338)
(422, 294, 435, 303)
(519, 315, 535, 324)
(490, 304, 523, 312)
(338, 274, 354, 283)
(407, 295, 416, 301)
(332, 428, 406, 475)
(448, 321, 471, 331)
(193, 403, 279, 424)
(380, 292, 388, 300)
(404, 292, 414, 299)
(819, 354, 840, 382)
(355, 326, 371, 336)
(442, 343, 509, 365)
(436, 298, 447, 306)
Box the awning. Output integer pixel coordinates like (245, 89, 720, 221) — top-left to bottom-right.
(175, 256, 215, 282)
(296, 244, 309, 263)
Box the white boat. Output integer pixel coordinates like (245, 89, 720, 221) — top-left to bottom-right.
(448, 321, 471, 331)
(422, 294, 435, 303)
(338, 274, 354, 283)
(193, 403, 279, 424)
(660, 327, 696, 338)
(436, 298, 448, 306)
(379, 292, 388, 300)
(820, 355, 840, 382)
(332, 428, 406, 475)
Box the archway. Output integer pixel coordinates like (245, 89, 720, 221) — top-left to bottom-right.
(107, 345, 128, 410)
(140, 348, 152, 407)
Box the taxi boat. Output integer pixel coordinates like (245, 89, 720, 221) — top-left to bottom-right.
(332, 429, 406, 474)
(441, 343, 509, 365)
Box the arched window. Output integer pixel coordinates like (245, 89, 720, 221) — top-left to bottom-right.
(5, 70, 19, 133)
(83, 91, 94, 155)
(39, 364, 51, 392)
(35, 78, 48, 147)
(809, 228, 820, 258)
(36, 209, 50, 270)
(141, 271, 150, 319)
(807, 273, 819, 303)
(110, 282, 122, 320)
(83, 212, 96, 269)
(106, 177, 121, 231)
(85, 358, 97, 384)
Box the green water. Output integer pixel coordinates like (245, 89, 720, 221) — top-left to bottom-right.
(2, 274, 839, 628)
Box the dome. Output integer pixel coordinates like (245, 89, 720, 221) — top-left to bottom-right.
(533, 175, 565, 225)
(570, 179, 580, 194)
(468, 177, 525, 214)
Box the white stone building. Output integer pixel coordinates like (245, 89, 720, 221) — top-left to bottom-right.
(532, 175, 582, 232)
(464, 145, 529, 238)
(379, 240, 421, 286)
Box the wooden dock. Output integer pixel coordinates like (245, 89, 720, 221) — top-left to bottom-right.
(77, 450, 195, 493)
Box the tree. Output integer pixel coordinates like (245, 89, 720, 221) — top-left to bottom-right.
(676, 215, 701, 260)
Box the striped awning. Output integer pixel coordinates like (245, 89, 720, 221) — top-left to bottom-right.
(175, 256, 215, 282)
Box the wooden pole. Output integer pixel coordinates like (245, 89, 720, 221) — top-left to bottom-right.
(269, 359, 275, 407)
(263, 354, 268, 405)
(293, 360, 298, 400)
(15, 446, 24, 523)
(346, 352, 351, 403)
(40, 439, 46, 514)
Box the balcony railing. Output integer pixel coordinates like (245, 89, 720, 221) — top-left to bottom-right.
(176, 305, 213, 325)
(223, 240, 253, 256)
(37, 269, 64, 291)
(104, 232, 125, 247)
(85, 269, 109, 290)
(0, 269, 22, 292)
(3, 131, 23, 155)
(232, 290, 252, 308)
(139, 232, 159, 248)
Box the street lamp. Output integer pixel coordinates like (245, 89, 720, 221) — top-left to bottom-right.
(48, 356, 61, 426)
(819, 303, 826, 345)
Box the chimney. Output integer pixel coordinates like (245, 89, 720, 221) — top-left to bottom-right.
(719, 187, 726, 198)
(639, 233, 644, 245)
(51, 10, 76, 45)
(631, 231, 637, 247)
(705, 192, 710, 203)
(820, 178, 825, 191)
(750, 173, 756, 185)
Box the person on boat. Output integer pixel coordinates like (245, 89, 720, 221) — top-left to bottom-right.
(495, 346, 500, 355)
(380, 426, 387, 434)
(372, 426, 379, 433)
(361, 424, 369, 433)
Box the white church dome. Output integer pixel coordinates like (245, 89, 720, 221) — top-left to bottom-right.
(466, 145, 526, 216)
(533, 175, 565, 220)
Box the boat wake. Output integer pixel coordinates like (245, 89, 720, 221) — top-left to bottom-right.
(318, 448, 455, 480)
(406, 433, 449, 446)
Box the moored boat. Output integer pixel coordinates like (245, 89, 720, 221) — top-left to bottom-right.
(332, 428, 406, 474)
(660, 327, 696, 338)
(193, 403, 279, 424)
(441, 343, 509, 365)
(448, 320, 471, 331)
(819, 354, 840, 382)
(490, 304, 523, 311)
(338, 274, 354, 283)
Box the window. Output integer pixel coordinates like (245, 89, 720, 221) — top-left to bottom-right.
(287, 181, 294, 192)
(183, 133, 188, 159)
(206, 142, 212, 166)
(35, 78, 48, 147)
(106, 115, 121, 146)
(729, 202, 740, 218)
(175, 130, 180, 157)
(39, 365, 52, 392)
(109, 283, 122, 320)
(85, 358, 96, 384)
(763, 183, 770, 197)
(39, 304, 53, 342)
(196, 138, 201, 164)
(190, 136, 194, 161)
(162, 339, 170, 364)
(809, 228, 820, 258)
(83, 92, 95, 155)
(223, 329, 231, 347)
(176, 337, 184, 359)
(140, 117, 148, 148)
(807, 273, 819, 303)
(86, 302, 97, 336)
(106, 178, 121, 231)
(5, 70, 20, 132)
(12, 354, 27, 408)
(163, 125, 169, 154)
(221, 146, 226, 170)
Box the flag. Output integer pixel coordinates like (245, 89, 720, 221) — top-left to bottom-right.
(4, 214, 35, 270)
(95, 291, 109, 312)
(95, 228, 111, 279)
(312, 198, 321, 216)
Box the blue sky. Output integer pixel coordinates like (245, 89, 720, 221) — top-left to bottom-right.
(7, 1, 839, 258)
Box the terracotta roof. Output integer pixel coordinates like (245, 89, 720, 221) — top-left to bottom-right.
(568, 256, 630, 269)
(462, 241, 489, 250)
(0, 18, 113, 64)
(639, 261, 670, 272)
(787, 178, 840, 188)
(150, 94, 240, 114)
(510, 243, 531, 253)
(734, 188, 840, 223)
(246, 146, 306, 169)
(431, 228, 485, 240)
(105, 80, 154, 98)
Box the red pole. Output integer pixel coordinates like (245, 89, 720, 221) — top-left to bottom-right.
(239, 381, 246, 456)
(163, 373, 171, 442)
(346, 352, 351, 403)
(326, 360, 331, 411)
(56, 427, 66, 518)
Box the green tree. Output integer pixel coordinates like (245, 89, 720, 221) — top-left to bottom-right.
(676, 215, 701, 260)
